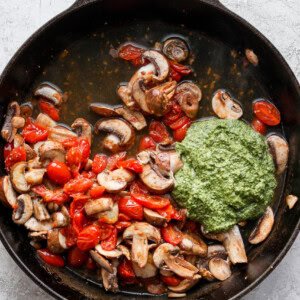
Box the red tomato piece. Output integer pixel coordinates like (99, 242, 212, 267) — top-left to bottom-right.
(139, 136, 156, 151)
(130, 180, 150, 196)
(118, 197, 143, 220)
(118, 258, 136, 279)
(69, 195, 90, 218)
(171, 207, 186, 221)
(118, 213, 131, 221)
(162, 223, 183, 245)
(156, 204, 173, 222)
(31, 185, 69, 204)
(115, 221, 132, 232)
(106, 152, 127, 171)
(80, 171, 96, 180)
(39, 100, 60, 121)
(4, 146, 26, 172)
(253, 101, 281, 126)
(78, 138, 90, 162)
(22, 123, 48, 143)
(98, 223, 114, 241)
(117, 159, 143, 173)
(163, 103, 183, 126)
(61, 137, 79, 148)
(160, 275, 181, 286)
(3, 142, 13, 160)
(72, 212, 88, 234)
(92, 154, 107, 174)
(37, 249, 64, 268)
(149, 121, 172, 144)
(63, 177, 93, 195)
(118, 44, 144, 60)
(131, 56, 146, 67)
(173, 121, 192, 142)
(47, 161, 72, 185)
(169, 116, 191, 130)
(89, 186, 106, 199)
(131, 194, 170, 209)
(60, 225, 78, 247)
(77, 225, 101, 251)
(251, 117, 266, 135)
(101, 227, 118, 251)
(169, 60, 193, 75)
(169, 68, 182, 81)
(66, 147, 82, 176)
(67, 245, 88, 267)
(86, 256, 97, 270)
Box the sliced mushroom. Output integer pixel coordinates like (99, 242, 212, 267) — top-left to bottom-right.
(33, 82, 63, 106)
(175, 82, 202, 118)
(20, 103, 33, 119)
(97, 168, 135, 193)
(101, 260, 119, 292)
(114, 106, 147, 130)
(95, 202, 119, 224)
(13, 133, 24, 148)
(212, 90, 243, 119)
(71, 118, 92, 145)
(286, 194, 298, 209)
(207, 245, 227, 258)
(249, 206, 274, 244)
(25, 167, 46, 185)
(168, 274, 201, 293)
(123, 222, 161, 268)
(25, 217, 52, 231)
(208, 258, 231, 281)
(168, 292, 187, 298)
(39, 141, 65, 166)
(245, 49, 259, 66)
(10, 161, 30, 193)
(155, 151, 183, 174)
(143, 207, 167, 227)
(85, 197, 113, 216)
(179, 232, 207, 257)
(47, 201, 60, 213)
(153, 243, 199, 279)
(29, 231, 48, 241)
(12, 194, 33, 224)
(90, 103, 118, 117)
(163, 38, 189, 63)
(145, 278, 167, 295)
(141, 50, 169, 82)
(33, 198, 50, 221)
(95, 244, 123, 259)
(90, 250, 113, 273)
(132, 253, 157, 278)
(47, 230, 68, 254)
(1, 101, 21, 143)
(267, 135, 289, 175)
(132, 79, 152, 113)
(48, 126, 78, 143)
(34, 113, 57, 128)
(0, 176, 17, 208)
(116, 245, 131, 260)
(95, 118, 135, 152)
(52, 206, 70, 228)
(24, 144, 37, 161)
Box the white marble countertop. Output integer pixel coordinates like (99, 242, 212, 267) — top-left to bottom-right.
(0, 0, 299, 299)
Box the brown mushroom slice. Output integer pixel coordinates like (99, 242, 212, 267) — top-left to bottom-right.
(24, 144, 37, 161)
(25, 217, 52, 231)
(116, 245, 131, 260)
(249, 206, 274, 245)
(212, 90, 243, 119)
(33, 198, 50, 221)
(34, 113, 57, 128)
(208, 258, 231, 281)
(163, 38, 189, 63)
(95, 244, 122, 259)
(10, 161, 30, 193)
(207, 245, 227, 258)
(85, 197, 113, 216)
(179, 232, 207, 257)
(132, 253, 157, 278)
(101, 261, 119, 292)
(131, 79, 151, 113)
(90, 103, 118, 117)
(33, 82, 63, 106)
(245, 49, 259, 66)
(0, 176, 17, 208)
(48, 126, 78, 143)
(114, 106, 147, 130)
(94, 202, 119, 224)
(39, 141, 65, 166)
(52, 206, 70, 228)
(286, 194, 298, 209)
(12, 194, 33, 224)
(47, 230, 68, 254)
(20, 103, 33, 119)
(1, 101, 21, 143)
(266, 135, 289, 175)
(123, 222, 161, 268)
(29, 231, 48, 241)
(141, 50, 170, 82)
(155, 151, 183, 174)
(90, 250, 113, 273)
(145, 81, 176, 117)
(168, 292, 187, 298)
(168, 274, 201, 293)
(71, 118, 92, 145)
(13, 133, 24, 148)
(25, 168, 46, 185)
(95, 118, 135, 152)
(160, 268, 174, 277)
(143, 207, 167, 227)
(175, 82, 202, 118)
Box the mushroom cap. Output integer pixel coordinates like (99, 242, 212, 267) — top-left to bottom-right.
(10, 161, 31, 193)
(48, 126, 78, 143)
(132, 79, 152, 113)
(94, 202, 119, 224)
(33, 82, 63, 106)
(71, 118, 92, 145)
(208, 258, 231, 281)
(47, 230, 68, 254)
(39, 140, 65, 165)
(90, 250, 113, 273)
(114, 106, 147, 131)
(143, 207, 167, 227)
(25, 217, 52, 231)
(25, 168, 46, 185)
(179, 232, 208, 257)
(1, 101, 20, 143)
(286, 194, 298, 209)
(163, 38, 189, 63)
(84, 197, 113, 216)
(90, 103, 118, 117)
(0, 176, 17, 208)
(153, 243, 180, 268)
(168, 274, 201, 293)
(95, 244, 123, 258)
(12, 194, 33, 224)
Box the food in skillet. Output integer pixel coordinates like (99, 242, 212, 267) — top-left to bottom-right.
(0, 37, 294, 297)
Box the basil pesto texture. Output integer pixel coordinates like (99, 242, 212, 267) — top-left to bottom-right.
(173, 119, 276, 233)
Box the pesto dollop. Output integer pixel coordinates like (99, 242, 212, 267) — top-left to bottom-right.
(173, 119, 276, 233)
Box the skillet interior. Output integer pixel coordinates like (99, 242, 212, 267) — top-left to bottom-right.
(0, 1, 299, 299)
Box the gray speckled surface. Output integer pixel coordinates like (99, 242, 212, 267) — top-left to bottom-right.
(0, 1, 299, 299)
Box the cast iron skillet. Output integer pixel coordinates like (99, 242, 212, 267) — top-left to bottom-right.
(0, 0, 299, 299)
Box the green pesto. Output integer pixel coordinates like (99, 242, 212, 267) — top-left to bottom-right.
(173, 119, 276, 233)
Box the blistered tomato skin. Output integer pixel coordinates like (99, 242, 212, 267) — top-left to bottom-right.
(251, 118, 266, 135)
(37, 249, 65, 268)
(47, 161, 72, 185)
(253, 101, 281, 126)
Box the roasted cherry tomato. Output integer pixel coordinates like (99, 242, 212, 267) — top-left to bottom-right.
(160, 275, 181, 286)
(98, 223, 115, 241)
(80, 171, 96, 180)
(118, 258, 136, 279)
(253, 101, 281, 126)
(86, 256, 97, 270)
(31, 185, 69, 204)
(64, 177, 93, 195)
(101, 227, 118, 251)
(106, 152, 127, 171)
(118, 213, 131, 221)
(72, 211, 88, 234)
(171, 207, 186, 221)
(61, 137, 79, 148)
(149, 121, 172, 144)
(3, 142, 13, 160)
(118, 197, 143, 220)
(22, 123, 48, 143)
(67, 245, 88, 267)
(156, 204, 173, 222)
(173, 122, 191, 142)
(162, 223, 183, 245)
(131, 194, 170, 209)
(89, 186, 106, 199)
(117, 159, 143, 173)
(66, 147, 82, 176)
(4, 146, 26, 172)
(39, 100, 60, 121)
(78, 138, 90, 162)
(139, 136, 156, 151)
(115, 221, 132, 232)
(163, 103, 183, 126)
(60, 225, 78, 247)
(251, 117, 266, 135)
(169, 116, 191, 130)
(92, 154, 107, 174)
(47, 161, 72, 185)
(130, 180, 150, 196)
(169, 60, 193, 75)
(69, 195, 90, 218)
(37, 249, 64, 268)
(77, 225, 101, 251)
(118, 44, 144, 60)
(169, 68, 182, 82)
